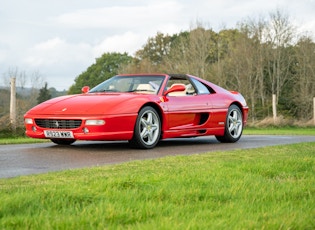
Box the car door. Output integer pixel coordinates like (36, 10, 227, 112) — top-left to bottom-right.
(162, 77, 213, 130)
(165, 94, 212, 129)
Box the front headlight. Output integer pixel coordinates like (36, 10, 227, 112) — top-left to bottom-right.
(85, 119, 105, 125)
(24, 118, 33, 124)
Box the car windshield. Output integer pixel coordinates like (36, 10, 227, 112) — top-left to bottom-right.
(89, 75, 165, 94)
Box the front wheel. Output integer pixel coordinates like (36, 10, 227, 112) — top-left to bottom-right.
(215, 105, 243, 143)
(129, 106, 161, 149)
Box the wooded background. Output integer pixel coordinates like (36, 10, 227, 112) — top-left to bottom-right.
(1, 10, 315, 129)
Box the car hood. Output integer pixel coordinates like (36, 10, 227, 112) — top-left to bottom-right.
(26, 93, 152, 116)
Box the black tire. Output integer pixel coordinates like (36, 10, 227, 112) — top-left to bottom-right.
(215, 105, 243, 143)
(129, 106, 161, 149)
(51, 139, 76, 145)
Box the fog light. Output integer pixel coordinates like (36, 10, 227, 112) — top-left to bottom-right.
(32, 126, 37, 132)
(85, 119, 105, 125)
(25, 118, 33, 124)
(83, 127, 89, 134)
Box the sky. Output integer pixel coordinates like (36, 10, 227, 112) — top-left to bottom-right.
(1, 0, 315, 91)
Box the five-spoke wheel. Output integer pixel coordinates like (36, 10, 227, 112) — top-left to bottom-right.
(129, 106, 161, 149)
(216, 105, 243, 143)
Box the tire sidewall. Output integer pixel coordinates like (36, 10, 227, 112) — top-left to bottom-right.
(133, 106, 161, 149)
(225, 105, 243, 142)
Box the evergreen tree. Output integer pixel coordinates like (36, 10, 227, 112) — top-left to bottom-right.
(37, 82, 51, 104)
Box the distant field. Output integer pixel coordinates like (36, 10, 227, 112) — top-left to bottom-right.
(0, 142, 314, 229)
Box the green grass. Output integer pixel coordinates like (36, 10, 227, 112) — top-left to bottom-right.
(0, 142, 314, 229)
(0, 137, 49, 145)
(244, 126, 315, 135)
(0, 128, 50, 144)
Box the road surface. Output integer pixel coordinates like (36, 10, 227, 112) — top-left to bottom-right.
(0, 135, 314, 178)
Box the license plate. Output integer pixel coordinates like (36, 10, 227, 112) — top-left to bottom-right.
(44, 130, 74, 139)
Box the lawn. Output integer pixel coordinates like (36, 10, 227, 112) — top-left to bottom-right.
(0, 142, 314, 229)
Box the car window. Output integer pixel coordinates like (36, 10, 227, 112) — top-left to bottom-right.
(89, 76, 164, 94)
(166, 77, 196, 96)
(191, 78, 211, 94)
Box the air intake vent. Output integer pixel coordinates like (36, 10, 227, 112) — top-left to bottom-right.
(199, 113, 209, 125)
(35, 119, 82, 129)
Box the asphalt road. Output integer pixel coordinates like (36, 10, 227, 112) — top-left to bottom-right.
(1, 135, 315, 178)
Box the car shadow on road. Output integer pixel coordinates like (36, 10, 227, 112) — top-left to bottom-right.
(47, 137, 220, 152)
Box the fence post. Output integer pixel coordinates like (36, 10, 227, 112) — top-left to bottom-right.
(10, 77, 16, 132)
(272, 94, 277, 124)
(313, 97, 315, 125)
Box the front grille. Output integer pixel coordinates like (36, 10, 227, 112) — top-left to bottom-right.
(35, 119, 82, 129)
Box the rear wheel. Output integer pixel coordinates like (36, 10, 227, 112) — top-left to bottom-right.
(215, 105, 243, 143)
(51, 139, 76, 145)
(129, 106, 161, 149)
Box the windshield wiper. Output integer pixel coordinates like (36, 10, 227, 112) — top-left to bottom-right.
(127, 89, 155, 92)
(90, 89, 118, 93)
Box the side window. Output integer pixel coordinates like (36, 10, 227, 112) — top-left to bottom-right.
(166, 77, 196, 96)
(191, 78, 211, 94)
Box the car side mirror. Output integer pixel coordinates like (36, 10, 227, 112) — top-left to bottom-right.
(81, 86, 90, 93)
(163, 84, 186, 96)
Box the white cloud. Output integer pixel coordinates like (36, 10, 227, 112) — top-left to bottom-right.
(1, 0, 315, 90)
(93, 32, 144, 56)
(21, 38, 95, 90)
(54, 1, 183, 30)
(24, 37, 93, 67)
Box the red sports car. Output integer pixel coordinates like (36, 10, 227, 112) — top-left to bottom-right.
(24, 74, 249, 149)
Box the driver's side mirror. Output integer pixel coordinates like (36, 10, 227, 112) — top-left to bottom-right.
(163, 84, 186, 96)
(81, 86, 90, 93)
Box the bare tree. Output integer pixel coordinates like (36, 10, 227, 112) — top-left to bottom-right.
(3, 67, 27, 89)
(222, 31, 262, 121)
(232, 16, 271, 120)
(0, 68, 46, 129)
(163, 23, 215, 79)
(293, 36, 315, 120)
(265, 9, 296, 121)
(30, 70, 44, 89)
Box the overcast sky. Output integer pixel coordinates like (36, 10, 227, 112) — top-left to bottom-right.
(1, 0, 315, 90)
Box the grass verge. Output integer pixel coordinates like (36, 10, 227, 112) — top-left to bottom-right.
(0, 142, 314, 229)
(244, 126, 315, 135)
(0, 137, 49, 145)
